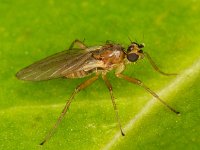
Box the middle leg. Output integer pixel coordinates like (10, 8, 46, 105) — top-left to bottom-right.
(102, 74, 125, 136)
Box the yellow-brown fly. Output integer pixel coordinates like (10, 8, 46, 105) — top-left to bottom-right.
(16, 39, 180, 145)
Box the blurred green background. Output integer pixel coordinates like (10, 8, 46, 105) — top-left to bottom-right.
(0, 0, 200, 150)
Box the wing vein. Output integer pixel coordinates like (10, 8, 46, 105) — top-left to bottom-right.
(34, 69, 53, 80)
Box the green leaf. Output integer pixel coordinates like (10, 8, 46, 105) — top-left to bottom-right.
(103, 60, 200, 150)
(0, 0, 199, 150)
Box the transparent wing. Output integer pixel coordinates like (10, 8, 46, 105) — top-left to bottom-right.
(16, 48, 93, 81)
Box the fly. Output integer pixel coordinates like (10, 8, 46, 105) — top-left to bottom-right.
(16, 39, 180, 145)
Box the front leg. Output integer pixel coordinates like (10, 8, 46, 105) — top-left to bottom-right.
(69, 39, 87, 50)
(144, 52, 177, 76)
(116, 73, 180, 114)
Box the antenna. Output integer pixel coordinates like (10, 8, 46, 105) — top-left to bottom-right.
(128, 36, 133, 43)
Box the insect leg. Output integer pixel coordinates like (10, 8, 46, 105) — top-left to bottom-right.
(144, 52, 177, 76)
(40, 75, 99, 145)
(102, 74, 125, 136)
(116, 73, 180, 115)
(69, 39, 87, 49)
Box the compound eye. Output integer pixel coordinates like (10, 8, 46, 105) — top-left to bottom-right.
(127, 53, 139, 62)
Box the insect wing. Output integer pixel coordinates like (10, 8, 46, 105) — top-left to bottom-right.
(16, 49, 93, 81)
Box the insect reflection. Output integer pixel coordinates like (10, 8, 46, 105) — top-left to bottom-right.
(16, 39, 180, 145)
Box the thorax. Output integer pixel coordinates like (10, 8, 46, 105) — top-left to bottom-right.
(65, 44, 126, 78)
(92, 44, 126, 69)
